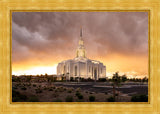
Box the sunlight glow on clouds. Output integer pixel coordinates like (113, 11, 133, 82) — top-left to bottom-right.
(12, 64, 57, 76)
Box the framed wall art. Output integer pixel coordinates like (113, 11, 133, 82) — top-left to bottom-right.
(0, 0, 160, 114)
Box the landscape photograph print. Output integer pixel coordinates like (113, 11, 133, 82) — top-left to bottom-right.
(12, 11, 149, 102)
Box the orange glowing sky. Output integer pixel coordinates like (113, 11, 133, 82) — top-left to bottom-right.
(12, 12, 148, 78)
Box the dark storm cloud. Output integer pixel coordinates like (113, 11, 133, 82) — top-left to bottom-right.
(83, 12, 148, 56)
(12, 12, 148, 63)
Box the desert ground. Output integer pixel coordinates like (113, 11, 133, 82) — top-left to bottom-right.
(12, 81, 148, 102)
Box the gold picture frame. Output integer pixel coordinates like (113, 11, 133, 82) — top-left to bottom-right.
(0, 0, 160, 113)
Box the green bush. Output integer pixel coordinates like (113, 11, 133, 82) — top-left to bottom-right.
(70, 77, 74, 81)
(12, 90, 27, 102)
(33, 84, 36, 87)
(49, 88, 53, 91)
(65, 96, 73, 102)
(89, 96, 95, 102)
(107, 96, 115, 102)
(35, 88, 42, 93)
(75, 92, 80, 96)
(28, 95, 39, 102)
(115, 93, 119, 96)
(76, 88, 81, 92)
(68, 90, 72, 93)
(75, 92, 83, 99)
(21, 87, 27, 90)
(53, 99, 62, 102)
(77, 94, 83, 99)
(98, 78, 106, 82)
(52, 86, 56, 89)
(131, 95, 148, 102)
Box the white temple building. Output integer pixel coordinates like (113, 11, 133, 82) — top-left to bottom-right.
(57, 28, 106, 80)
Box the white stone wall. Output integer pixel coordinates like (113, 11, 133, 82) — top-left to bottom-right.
(57, 58, 106, 80)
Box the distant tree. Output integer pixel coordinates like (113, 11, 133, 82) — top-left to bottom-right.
(136, 78, 140, 82)
(62, 74, 65, 81)
(75, 77, 79, 83)
(98, 78, 106, 82)
(70, 77, 74, 82)
(141, 77, 148, 85)
(107, 96, 115, 102)
(121, 74, 127, 83)
(66, 72, 69, 81)
(45, 73, 52, 85)
(87, 78, 93, 82)
(81, 78, 85, 82)
(111, 72, 121, 100)
(53, 77, 57, 82)
(89, 96, 95, 102)
(143, 77, 147, 82)
(79, 77, 82, 82)
(132, 78, 136, 82)
(26, 75, 32, 84)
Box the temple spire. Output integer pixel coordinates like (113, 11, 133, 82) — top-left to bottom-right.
(80, 27, 82, 37)
(76, 27, 86, 58)
(79, 27, 84, 46)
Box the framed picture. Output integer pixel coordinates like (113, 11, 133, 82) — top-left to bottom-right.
(0, 0, 160, 114)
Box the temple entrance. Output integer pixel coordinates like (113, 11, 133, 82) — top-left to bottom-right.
(75, 66, 77, 76)
(63, 65, 65, 74)
(94, 68, 97, 80)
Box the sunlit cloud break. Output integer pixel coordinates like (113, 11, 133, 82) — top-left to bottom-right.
(12, 65, 57, 76)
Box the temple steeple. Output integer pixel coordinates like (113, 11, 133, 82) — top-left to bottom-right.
(76, 27, 86, 58)
(79, 27, 84, 45)
(80, 27, 82, 37)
